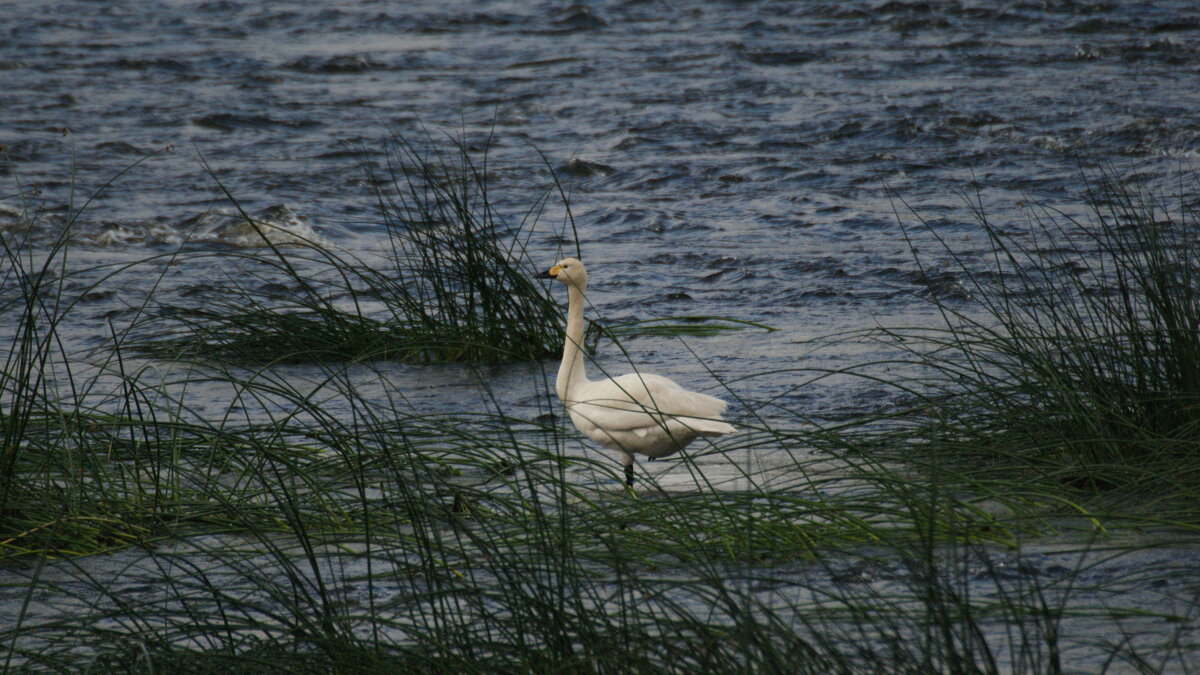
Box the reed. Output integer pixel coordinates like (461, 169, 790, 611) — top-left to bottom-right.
(881, 168, 1200, 520)
(136, 132, 570, 364)
(1, 155, 1195, 672)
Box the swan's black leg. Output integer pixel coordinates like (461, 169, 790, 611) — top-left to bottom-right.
(619, 463, 635, 530)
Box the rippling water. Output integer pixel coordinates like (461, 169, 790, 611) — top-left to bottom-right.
(3, 0, 1200, 445)
(3, 1, 1199, 454)
(4, 2, 1200, 666)
(6, 1, 1199, 271)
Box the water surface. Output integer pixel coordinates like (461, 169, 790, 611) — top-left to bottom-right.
(3, 0, 1199, 667)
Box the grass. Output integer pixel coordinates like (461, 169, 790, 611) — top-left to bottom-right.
(875, 168, 1200, 521)
(134, 132, 571, 364)
(0, 147, 1197, 672)
(133, 134, 764, 365)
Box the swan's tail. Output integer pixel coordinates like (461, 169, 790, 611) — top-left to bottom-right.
(676, 417, 737, 436)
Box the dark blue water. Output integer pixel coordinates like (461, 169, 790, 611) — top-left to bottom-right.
(3, 0, 1199, 428)
(3, 0, 1199, 409)
(5, 1, 1197, 255)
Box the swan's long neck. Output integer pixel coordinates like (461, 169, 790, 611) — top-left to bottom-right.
(556, 282, 588, 401)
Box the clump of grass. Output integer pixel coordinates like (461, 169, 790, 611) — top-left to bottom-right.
(362, 132, 573, 362)
(885, 169, 1200, 516)
(136, 247, 408, 364)
(5, 152, 1197, 673)
(0, 160, 178, 556)
(134, 132, 773, 365)
(137, 131, 573, 364)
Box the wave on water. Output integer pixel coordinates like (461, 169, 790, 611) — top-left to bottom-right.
(78, 204, 325, 249)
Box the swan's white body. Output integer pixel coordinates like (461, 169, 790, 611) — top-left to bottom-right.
(540, 258, 736, 486)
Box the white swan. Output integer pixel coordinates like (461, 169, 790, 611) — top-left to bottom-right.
(538, 258, 736, 487)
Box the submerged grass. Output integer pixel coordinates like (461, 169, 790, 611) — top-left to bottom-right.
(1, 149, 1197, 672)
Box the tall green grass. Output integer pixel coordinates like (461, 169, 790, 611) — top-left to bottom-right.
(1, 151, 1196, 672)
(880, 169, 1200, 519)
(133, 133, 761, 366)
(136, 133, 571, 364)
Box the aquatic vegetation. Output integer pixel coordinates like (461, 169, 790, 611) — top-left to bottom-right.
(1, 159, 1197, 672)
(136, 133, 572, 364)
(880, 168, 1200, 519)
(125, 133, 773, 365)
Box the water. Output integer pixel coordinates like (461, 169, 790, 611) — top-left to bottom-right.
(3, 0, 1200, 668)
(3, 532, 1195, 672)
(6, 1, 1198, 277)
(6, 0, 1197, 408)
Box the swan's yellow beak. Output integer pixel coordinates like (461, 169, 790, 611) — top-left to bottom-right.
(536, 264, 561, 279)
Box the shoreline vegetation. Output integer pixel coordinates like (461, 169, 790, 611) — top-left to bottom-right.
(1, 138, 1197, 671)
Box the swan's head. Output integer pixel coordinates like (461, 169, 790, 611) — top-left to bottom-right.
(538, 257, 587, 288)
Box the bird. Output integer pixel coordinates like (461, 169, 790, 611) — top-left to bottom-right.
(537, 257, 737, 488)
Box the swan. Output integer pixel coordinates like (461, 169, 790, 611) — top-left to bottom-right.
(537, 257, 736, 487)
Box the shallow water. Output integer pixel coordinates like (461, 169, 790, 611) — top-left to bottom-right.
(3, 0, 1200, 668)
(2, 532, 1195, 672)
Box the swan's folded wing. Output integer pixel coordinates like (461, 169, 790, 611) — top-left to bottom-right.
(567, 373, 729, 433)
